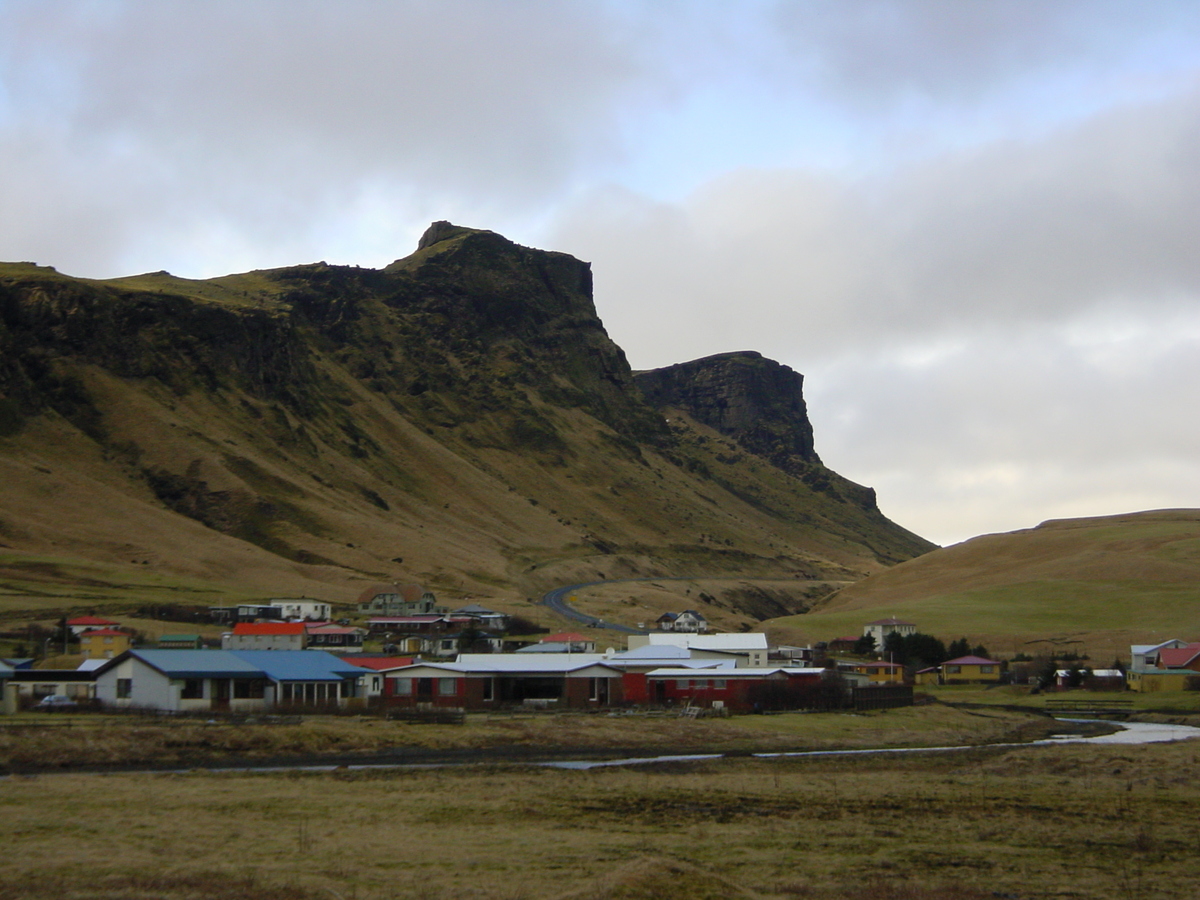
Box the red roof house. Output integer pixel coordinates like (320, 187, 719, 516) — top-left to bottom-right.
(222, 621, 307, 651)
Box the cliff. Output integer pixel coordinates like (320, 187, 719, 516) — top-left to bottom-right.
(0, 223, 933, 620)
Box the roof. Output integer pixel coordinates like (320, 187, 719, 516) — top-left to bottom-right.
(228, 650, 364, 682)
(231, 622, 306, 636)
(305, 625, 364, 635)
(345, 656, 415, 671)
(645, 633, 768, 651)
(1131, 639, 1187, 655)
(646, 667, 826, 678)
(454, 604, 501, 615)
(1157, 645, 1200, 669)
(125, 650, 264, 678)
(944, 655, 1002, 666)
(611, 644, 692, 660)
(451, 653, 618, 675)
(865, 617, 915, 626)
(542, 633, 592, 643)
(367, 615, 446, 624)
(67, 616, 120, 626)
(858, 661, 904, 669)
(77, 659, 108, 671)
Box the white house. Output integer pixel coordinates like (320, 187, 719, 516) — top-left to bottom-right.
(269, 598, 332, 621)
(625, 633, 769, 667)
(862, 617, 917, 649)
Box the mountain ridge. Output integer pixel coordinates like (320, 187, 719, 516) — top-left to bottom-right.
(0, 222, 932, 622)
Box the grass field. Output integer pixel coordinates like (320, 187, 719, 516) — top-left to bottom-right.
(0, 704, 1062, 772)
(0, 737, 1196, 900)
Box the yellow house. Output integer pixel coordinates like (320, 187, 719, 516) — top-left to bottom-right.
(79, 628, 131, 660)
(846, 661, 906, 684)
(1127, 669, 1195, 693)
(941, 655, 1003, 685)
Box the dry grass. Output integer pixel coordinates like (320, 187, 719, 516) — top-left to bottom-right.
(0, 739, 1196, 900)
(0, 704, 1062, 772)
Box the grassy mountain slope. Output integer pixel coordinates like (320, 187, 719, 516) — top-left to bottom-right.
(765, 508, 1200, 660)
(0, 224, 931, 622)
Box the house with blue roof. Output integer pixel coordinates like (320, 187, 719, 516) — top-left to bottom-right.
(94, 649, 364, 712)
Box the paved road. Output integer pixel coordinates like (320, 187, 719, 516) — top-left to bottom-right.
(541, 581, 647, 635)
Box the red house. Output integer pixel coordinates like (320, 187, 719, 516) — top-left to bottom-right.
(644, 667, 829, 712)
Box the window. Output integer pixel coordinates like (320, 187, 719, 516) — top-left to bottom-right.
(116, 678, 132, 699)
(393, 678, 413, 696)
(945, 665, 961, 674)
(714, 679, 727, 690)
(181, 679, 204, 699)
(676, 679, 690, 689)
(438, 677, 457, 696)
(34, 684, 57, 698)
(980, 665, 994, 674)
(234, 679, 266, 699)
(482, 677, 494, 701)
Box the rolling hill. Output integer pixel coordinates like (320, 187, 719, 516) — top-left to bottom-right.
(764, 508, 1200, 661)
(0, 222, 932, 625)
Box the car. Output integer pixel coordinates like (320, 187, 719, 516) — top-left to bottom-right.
(34, 694, 78, 711)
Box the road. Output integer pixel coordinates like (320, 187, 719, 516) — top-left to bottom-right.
(541, 581, 647, 634)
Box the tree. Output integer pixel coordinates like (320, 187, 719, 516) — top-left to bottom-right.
(852, 634, 876, 656)
(882, 631, 907, 664)
(905, 633, 948, 669)
(970, 643, 990, 659)
(948, 638, 971, 659)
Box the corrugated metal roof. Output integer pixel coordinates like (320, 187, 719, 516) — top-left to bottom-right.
(229, 650, 363, 682)
(131, 650, 263, 677)
(451, 653, 618, 674)
(645, 667, 825, 678)
(645, 633, 768, 651)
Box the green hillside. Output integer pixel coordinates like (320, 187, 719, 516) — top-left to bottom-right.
(766, 508, 1200, 660)
(0, 224, 931, 627)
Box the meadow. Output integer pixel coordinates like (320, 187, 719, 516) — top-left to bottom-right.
(0, 736, 1196, 900)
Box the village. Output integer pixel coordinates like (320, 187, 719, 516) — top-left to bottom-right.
(2, 584, 1194, 719)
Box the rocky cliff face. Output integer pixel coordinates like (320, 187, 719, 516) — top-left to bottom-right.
(635, 351, 818, 466)
(635, 351, 878, 510)
(0, 223, 933, 613)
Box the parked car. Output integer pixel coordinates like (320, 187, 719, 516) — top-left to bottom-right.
(35, 695, 78, 711)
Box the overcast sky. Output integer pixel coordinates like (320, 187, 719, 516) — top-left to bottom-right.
(3, 0, 1199, 546)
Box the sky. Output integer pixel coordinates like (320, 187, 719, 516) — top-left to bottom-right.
(2, 0, 1199, 547)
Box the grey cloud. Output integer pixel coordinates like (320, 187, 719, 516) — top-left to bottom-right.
(772, 0, 1200, 107)
(554, 81, 1200, 369)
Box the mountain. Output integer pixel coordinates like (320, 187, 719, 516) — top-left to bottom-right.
(0, 222, 932, 621)
(764, 508, 1200, 661)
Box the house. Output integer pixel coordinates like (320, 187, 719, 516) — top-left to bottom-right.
(344, 656, 415, 699)
(643, 666, 829, 712)
(221, 622, 307, 651)
(94, 649, 364, 712)
(862, 617, 917, 649)
(357, 583, 444, 616)
(940, 655, 1003, 684)
(626, 633, 770, 667)
(604, 644, 738, 704)
(383, 653, 625, 710)
(516, 632, 597, 653)
(842, 660, 905, 684)
(305, 624, 365, 652)
(656, 610, 708, 633)
(158, 634, 203, 650)
(208, 604, 284, 624)
(9, 667, 97, 703)
(452, 604, 511, 631)
(1127, 641, 1200, 692)
(79, 628, 132, 660)
(268, 598, 332, 621)
(66, 616, 121, 636)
